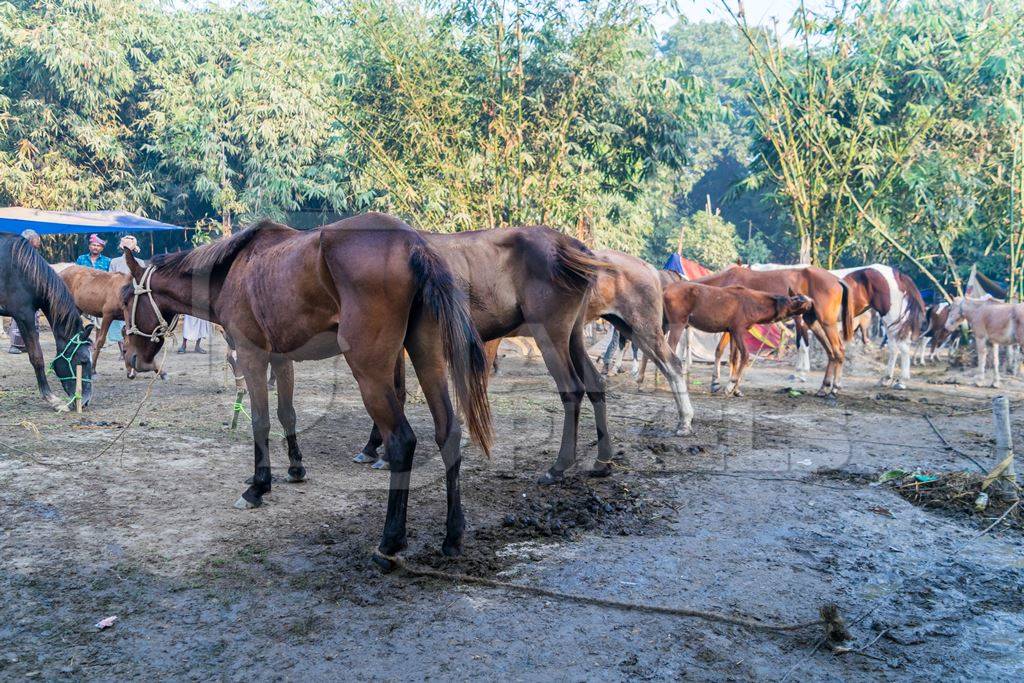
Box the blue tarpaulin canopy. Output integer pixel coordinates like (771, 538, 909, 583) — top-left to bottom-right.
(0, 207, 181, 235)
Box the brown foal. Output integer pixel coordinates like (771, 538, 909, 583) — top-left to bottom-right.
(664, 282, 813, 396)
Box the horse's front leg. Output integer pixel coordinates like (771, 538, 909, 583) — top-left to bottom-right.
(19, 318, 62, 410)
(991, 343, 1001, 388)
(235, 350, 273, 509)
(976, 337, 989, 387)
(270, 357, 305, 483)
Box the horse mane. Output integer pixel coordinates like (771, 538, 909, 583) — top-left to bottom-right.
(151, 220, 288, 277)
(6, 236, 81, 336)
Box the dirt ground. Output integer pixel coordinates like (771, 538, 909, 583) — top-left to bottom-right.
(1, 333, 1022, 681)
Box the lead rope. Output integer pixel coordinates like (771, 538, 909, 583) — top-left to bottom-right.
(47, 332, 92, 410)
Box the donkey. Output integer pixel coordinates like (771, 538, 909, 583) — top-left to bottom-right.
(663, 282, 813, 396)
(944, 297, 1024, 388)
(119, 213, 492, 567)
(0, 234, 93, 409)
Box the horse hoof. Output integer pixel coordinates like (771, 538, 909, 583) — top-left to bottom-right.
(233, 495, 260, 510)
(286, 467, 306, 483)
(352, 452, 376, 464)
(371, 551, 400, 573)
(710, 383, 723, 394)
(894, 382, 907, 390)
(537, 469, 564, 486)
(589, 463, 613, 478)
(371, 458, 389, 470)
(731, 389, 744, 398)
(441, 541, 463, 558)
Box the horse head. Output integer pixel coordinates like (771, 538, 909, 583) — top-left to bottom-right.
(50, 320, 95, 406)
(776, 288, 813, 320)
(943, 297, 967, 331)
(119, 249, 171, 379)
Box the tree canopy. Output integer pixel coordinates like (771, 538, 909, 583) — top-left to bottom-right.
(0, 0, 1021, 298)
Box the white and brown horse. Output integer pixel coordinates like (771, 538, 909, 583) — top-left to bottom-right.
(944, 297, 1024, 388)
(832, 265, 925, 389)
(915, 302, 954, 364)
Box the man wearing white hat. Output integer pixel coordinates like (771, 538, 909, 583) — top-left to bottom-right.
(109, 235, 143, 359)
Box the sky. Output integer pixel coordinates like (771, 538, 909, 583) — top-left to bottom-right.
(655, 0, 831, 34)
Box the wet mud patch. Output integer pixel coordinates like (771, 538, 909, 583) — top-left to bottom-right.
(406, 473, 677, 577)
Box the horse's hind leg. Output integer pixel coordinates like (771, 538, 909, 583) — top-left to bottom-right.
(711, 333, 729, 392)
(633, 327, 694, 436)
(92, 313, 112, 369)
(532, 323, 585, 485)
(349, 360, 417, 567)
(406, 327, 464, 556)
(270, 357, 305, 483)
(354, 358, 406, 467)
(568, 323, 614, 478)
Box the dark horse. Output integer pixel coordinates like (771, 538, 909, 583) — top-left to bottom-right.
(119, 213, 492, 566)
(0, 234, 93, 409)
(355, 226, 612, 485)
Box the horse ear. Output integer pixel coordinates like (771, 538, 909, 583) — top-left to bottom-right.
(123, 248, 144, 280)
(788, 287, 796, 297)
(82, 322, 95, 338)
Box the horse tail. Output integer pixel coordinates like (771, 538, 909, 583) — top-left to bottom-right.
(901, 274, 927, 340)
(839, 278, 854, 342)
(553, 235, 610, 291)
(409, 243, 493, 456)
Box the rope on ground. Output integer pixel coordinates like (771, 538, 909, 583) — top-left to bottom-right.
(923, 413, 988, 473)
(380, 552, 850, 644)
(3, 342, 171, 469)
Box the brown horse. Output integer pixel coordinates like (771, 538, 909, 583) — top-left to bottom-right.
(59, 265, 130, 368)
(356, 226, 614, 485)
(585, 250, 695, 441)
(663, 282, 813, 396)
(915, 303, 953, 364)
(697, 265, 853, 396)
(119, 212, 492, 566)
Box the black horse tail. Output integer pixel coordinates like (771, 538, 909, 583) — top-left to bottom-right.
(839, 278, 854, 342)
(410, 243, 493, 456)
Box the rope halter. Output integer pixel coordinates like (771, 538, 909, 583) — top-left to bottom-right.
(125, 266, 179, 342)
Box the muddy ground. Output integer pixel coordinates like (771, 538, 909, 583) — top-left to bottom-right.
(1, 334, 1022, 681)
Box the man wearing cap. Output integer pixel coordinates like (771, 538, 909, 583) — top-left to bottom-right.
(6, 229, 43, 353)
(108, 236, 144, 359)
(76, 234, 111, 270)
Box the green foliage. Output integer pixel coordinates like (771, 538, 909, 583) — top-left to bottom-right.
(647, 209, 740, 270)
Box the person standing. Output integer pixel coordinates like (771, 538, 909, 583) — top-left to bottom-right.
(76, 234, 111, 271)
(179, 315, 210, 354)
(108, 235, 143, 359)
(7, 229, 43, 354)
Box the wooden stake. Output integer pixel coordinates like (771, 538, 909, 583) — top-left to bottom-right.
(989, 396, 1019, 501)
(75, 365, 83, 414)
(230, 389, 246, 431)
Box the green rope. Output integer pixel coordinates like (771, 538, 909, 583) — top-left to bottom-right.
(231, 400, 286, 439)
(48, 332, 92, 383)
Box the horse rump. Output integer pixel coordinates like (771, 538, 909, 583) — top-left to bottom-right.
(409, 243, 493, 456)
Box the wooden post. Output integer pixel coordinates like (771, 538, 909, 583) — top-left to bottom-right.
(230, 389, 246, 431)
(75, 365, 83, 414)
(989, 396, 1019, 502)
